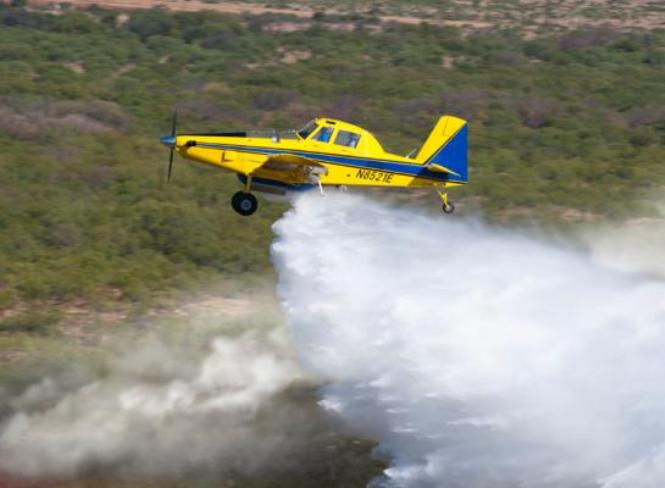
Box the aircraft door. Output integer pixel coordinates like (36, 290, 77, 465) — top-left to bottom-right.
(333, 130, 362, 156)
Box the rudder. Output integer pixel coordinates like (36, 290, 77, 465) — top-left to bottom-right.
(415, 116, 468, 183)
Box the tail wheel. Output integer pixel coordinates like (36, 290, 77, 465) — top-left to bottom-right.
(231, 191, 258, 216)
(442, 201, 455, 214)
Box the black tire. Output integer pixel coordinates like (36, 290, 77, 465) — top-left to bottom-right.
(442, 201, 455, 214)
(231, 191, 258, 216)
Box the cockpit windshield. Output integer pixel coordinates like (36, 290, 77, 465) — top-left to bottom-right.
(297, 120, 317, 140)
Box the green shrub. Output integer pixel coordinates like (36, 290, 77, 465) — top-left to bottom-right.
(0, 311, 60, 335)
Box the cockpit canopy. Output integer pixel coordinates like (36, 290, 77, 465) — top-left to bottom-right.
(296, 118, 384, 155)
(297, 120, 318, 140)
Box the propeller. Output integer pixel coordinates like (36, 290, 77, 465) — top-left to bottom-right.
(167, 110, 177, 182)
(160, 109, 178, 182)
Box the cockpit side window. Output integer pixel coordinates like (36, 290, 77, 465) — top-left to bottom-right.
(312, 126, 334, 143)
(334, 130, 361, 149)
(297, 120, 317, 140)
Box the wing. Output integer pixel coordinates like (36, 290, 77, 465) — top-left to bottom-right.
(256, 153, 328, 184)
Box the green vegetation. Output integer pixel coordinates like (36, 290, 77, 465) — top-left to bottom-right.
(0, 4, 664, 312)
(0, 310, 60, 334)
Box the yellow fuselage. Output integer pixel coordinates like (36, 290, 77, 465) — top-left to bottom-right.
(172, 118, 462, 192)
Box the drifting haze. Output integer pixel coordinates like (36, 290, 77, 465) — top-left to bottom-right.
(586, 201, 665, 279)
(0, 329, 308, 477)
(272, 192, 665, 487)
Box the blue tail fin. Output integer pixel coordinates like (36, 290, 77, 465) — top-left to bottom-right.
(416, 116, 468, 183)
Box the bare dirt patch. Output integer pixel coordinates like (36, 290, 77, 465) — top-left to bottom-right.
(110, 63, 136, 79)
(63, 62, 85, 74)
(28, 0, 314, 17)
(277, 47, 312, 64)
(442, 55, 455, 69)
(263, 21, 312, 32)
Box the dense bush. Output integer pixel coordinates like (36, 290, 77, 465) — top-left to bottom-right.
(0, 311, 60, 334)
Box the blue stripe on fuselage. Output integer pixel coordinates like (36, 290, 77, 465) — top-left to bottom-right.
(193, 143, 457, 182)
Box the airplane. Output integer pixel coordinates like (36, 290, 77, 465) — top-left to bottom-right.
(160, 114, 468, 216)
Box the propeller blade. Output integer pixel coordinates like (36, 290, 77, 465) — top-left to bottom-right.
(166, 108, 177, 183)
(167, 148, 174, 182)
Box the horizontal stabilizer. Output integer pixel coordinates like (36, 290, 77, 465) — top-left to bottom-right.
(425, 162, 460, 177)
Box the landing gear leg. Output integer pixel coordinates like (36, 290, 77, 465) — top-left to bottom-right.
(437, 190, 455, 214)
(231, 175, 258, 216)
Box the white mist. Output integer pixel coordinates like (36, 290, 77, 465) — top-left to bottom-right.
(272, 192, 665, 487)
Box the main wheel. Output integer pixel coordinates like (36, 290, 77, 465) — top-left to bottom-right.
(231, 191, 258, 216)
(442, 201, 455, 214)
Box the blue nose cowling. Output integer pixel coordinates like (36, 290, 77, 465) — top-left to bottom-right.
(160, 135, 176, 147)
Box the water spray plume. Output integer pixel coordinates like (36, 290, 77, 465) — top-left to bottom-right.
(272, 192, 665, 488)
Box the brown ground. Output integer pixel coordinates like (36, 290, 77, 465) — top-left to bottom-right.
(25, 0, 493, 30)
(21, 0, 665, 34)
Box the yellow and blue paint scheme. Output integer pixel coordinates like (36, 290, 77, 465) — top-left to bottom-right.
(160, 115, 468, 215)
